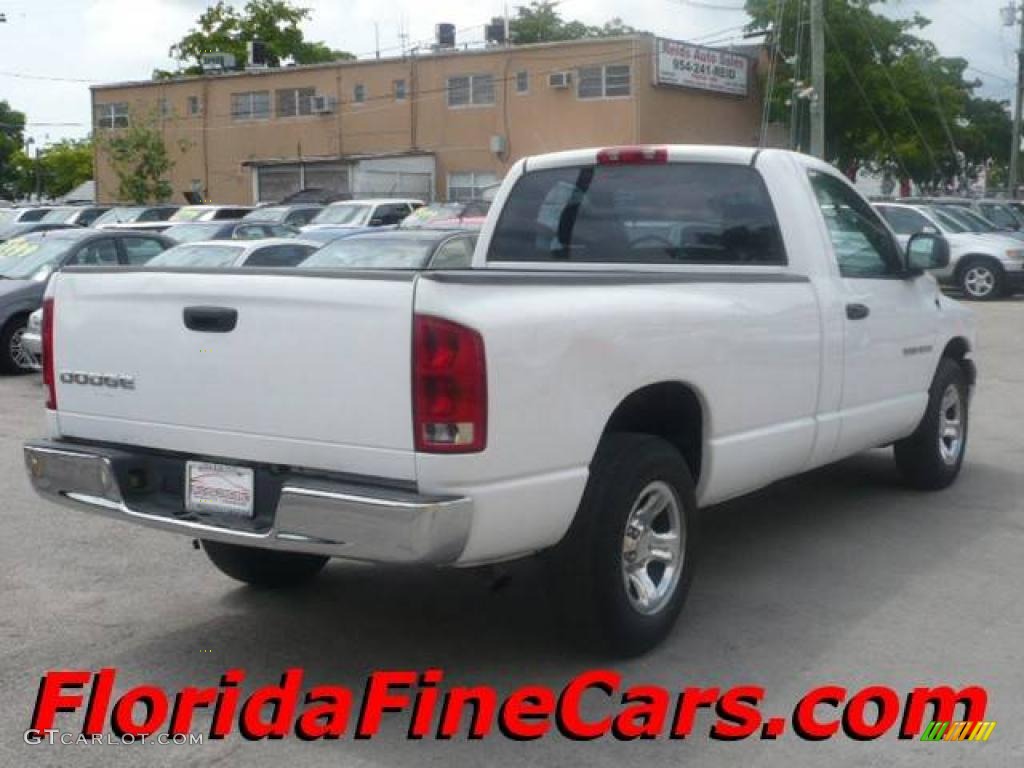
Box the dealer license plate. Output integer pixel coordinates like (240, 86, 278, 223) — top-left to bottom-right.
(185, 461, 255, 517)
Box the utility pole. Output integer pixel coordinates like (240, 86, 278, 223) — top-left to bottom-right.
(1004, 2, 1024, 197)
(809, 0, 825, 159)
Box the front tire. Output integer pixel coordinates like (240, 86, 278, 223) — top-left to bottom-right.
(958, 258, 1005, 301)
(0, 316, 34, 375)
(894, 358, 968, 490)
(202, 540, 328, 588)
(549, 433, 697, 657)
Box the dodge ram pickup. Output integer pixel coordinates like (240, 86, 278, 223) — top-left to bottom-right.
(25, 146, 976, 656)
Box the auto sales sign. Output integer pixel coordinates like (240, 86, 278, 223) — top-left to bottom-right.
(655, 37, 749, 97)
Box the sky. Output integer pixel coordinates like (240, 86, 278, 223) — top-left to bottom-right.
(0, 0, 1018, 150)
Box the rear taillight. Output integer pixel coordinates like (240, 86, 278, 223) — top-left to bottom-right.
(596, 146, 668, 165)
(42, 296, 56, 410)
(413, 315, 486, 453)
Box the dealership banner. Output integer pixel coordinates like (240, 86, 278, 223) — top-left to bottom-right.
(654, 38, 750, 97)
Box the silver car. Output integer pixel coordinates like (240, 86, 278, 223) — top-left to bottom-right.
(874, 202, 1024, 300)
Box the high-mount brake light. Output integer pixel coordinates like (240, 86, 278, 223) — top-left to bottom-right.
(596, 146, 668, 165)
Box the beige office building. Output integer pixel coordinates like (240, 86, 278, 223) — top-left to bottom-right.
(90, 34, 768, 204)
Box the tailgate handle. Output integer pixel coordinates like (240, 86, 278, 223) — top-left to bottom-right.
(184, 306, 238, 333)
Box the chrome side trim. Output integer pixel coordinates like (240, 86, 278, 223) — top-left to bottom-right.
(24, 442, 472, 565)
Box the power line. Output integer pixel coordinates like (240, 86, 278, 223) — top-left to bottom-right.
(671, 0, 747, 10)
(0, 69, 99, 84)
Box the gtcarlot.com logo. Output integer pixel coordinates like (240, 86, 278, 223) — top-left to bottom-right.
(25, 730, 203, 746)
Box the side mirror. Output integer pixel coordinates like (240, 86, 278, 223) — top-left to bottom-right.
(906, 232, 950, 274)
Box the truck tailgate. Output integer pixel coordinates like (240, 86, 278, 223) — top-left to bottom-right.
(50, 270, 418, 481)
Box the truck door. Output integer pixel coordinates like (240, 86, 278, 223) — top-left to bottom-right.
(807, 171, 942, 459)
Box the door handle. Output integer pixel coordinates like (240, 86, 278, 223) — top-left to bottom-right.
(846, 303, 870, 320)
(183, 306, 238, 333)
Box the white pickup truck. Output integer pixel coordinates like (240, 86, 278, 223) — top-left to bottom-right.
(25, 146, 975, 656)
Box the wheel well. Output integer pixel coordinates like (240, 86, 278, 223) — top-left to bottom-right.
(601, 382, 704, 482)
(2, 311, 30, 333)
(955, 254, 1003, 279)
(941, 337, 976, 387)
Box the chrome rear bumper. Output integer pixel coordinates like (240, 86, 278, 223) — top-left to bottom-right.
(24, 441, 472, 565)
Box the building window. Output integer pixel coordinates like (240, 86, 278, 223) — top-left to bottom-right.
(447, 74, 495, 108)
(577, 64, 631, 99)
(157, 98, 170, 118)
(448, 171, 499, 202)
(95, 102, 129, 129)
(353, 84, 365, 103)
(276, 87, 315, 117)
(394, 79, 407, 101)
(231, 90, 270, 120)
(187, 95, 202, 116)
(515, 70, 529, 94)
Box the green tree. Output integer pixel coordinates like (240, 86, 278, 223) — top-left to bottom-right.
(36, 139, 93, 199)
(161, 0, 352, 77)
(510, 2, 643, 44)
(0, 101, 27, 200)
(98, 114, 175, 203)
(746, 0, 986, 188)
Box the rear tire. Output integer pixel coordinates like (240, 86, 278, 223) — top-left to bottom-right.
(0, 315, 34, 375)
(894, 358, 968, 490)
(548, 433, 697, 657)
(202, 540, 328, 588)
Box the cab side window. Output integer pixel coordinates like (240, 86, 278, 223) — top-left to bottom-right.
(808, 171, 902, 278)
(121, 237, 166, 265)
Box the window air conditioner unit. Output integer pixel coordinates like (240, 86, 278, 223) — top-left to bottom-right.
(310, 95, 335, 114)
(548, 71, 572, 89)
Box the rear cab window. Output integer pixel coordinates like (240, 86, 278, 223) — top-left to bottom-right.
(487, 162, 786, 265)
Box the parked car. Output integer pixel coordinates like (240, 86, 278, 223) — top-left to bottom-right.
(145, 238, 320, 269)
(169, 205, 254, 222)
(25, 146, 977, 657)
(0, 207, 54, 230)
(926, 202, 1024, 243)
(93, 206, 178, 228)
(0, 222, 81, 243)
(41, 206, 112, 227)
(163, 221, 299, 244)
(400, 200, 491, 230)
(299, 229, 478, 270)
(242, 205, 324, 227)
(922, 198, 1023, 232)
(0, 229, 172, 372)
(873, 202, 1024, 300)
(304, 199, 423, 231)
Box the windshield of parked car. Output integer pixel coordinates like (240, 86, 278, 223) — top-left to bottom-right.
(310, 204, 371, 226)
(979, 203, 1021, 230)
(0, 237, 71, 279)
(401, 202, 489, 229)
(146, 243, 245, 268)
(925, 206, 968, 234)
(243, 207, 286, 222)
(92, 207, 143, 226)
(41, 208, 76, 223)
(169, 206, 210, 222)
(163, 223, 223, 243)
(299, 235, 436, 269)
(938, 206, 997, 233)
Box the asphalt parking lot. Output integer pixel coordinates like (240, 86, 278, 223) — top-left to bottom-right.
(1, 299, 1022, 767)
